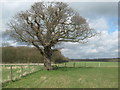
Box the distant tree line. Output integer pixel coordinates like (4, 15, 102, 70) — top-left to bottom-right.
(2, 46, 68, 63)
(70, 58, 119, 62)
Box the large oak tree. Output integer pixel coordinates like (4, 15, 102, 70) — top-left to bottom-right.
(8, 2, 96, 70)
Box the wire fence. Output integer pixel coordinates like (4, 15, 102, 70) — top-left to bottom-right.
(2, 63, 44, 84)
(56, 62, 118, 68)
(1, 62, 118, 84)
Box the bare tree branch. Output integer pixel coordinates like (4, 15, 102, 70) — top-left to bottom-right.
(7, 2, 97, 70)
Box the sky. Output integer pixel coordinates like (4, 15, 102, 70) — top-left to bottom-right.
(0, 0, 119, 59)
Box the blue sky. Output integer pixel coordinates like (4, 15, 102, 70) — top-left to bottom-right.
(0, 0, 119, 59)
(107, 17, 118, 33)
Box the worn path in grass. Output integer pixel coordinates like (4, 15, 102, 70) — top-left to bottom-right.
(3, 67, 118, 88)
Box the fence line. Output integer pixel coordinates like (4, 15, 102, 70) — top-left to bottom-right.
(2, 63, 43, 84)
(56, 62, 118, 68)
(2, 62, 118, 84)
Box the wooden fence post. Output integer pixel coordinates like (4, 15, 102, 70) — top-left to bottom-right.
(38, 63, 39, 71)
(29, 64, 30, 73)
(21, 65, 23, 76)
(99, 62, 101, 67)
(73, 62, 75, 67)
(10, 65, 12, 81)
(34, 64, 35, 71)
(64, 62, 66, 67)
(80, 62, 81, 67)
(85, 62, 86, 67)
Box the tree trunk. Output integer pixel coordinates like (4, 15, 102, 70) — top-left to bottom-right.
(43, 46, 53, 70)
(43, 56, 53, 70)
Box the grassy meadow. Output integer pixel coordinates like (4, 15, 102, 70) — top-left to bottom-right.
(2, 62, 118, 88)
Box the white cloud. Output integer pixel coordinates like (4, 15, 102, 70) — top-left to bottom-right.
(89, 18, 108, 32)
(86, 49, 98, 53)
(60, 18, 118, 59)
(60, 32, 118, 59)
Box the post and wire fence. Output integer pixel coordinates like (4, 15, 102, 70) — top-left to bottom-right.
(2, 63, 44, 83)
(2, 61, 118, 84)
(55, 61, 118, 68)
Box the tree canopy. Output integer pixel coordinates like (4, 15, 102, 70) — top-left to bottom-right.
(7, 2, 96, 70)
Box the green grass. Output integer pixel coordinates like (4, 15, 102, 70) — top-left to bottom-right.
(2, 62, 118, 88)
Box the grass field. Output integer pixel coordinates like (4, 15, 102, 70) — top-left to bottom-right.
(2, 62, 118, 88)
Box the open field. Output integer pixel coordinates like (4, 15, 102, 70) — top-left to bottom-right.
(2, 62, 118, 88)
